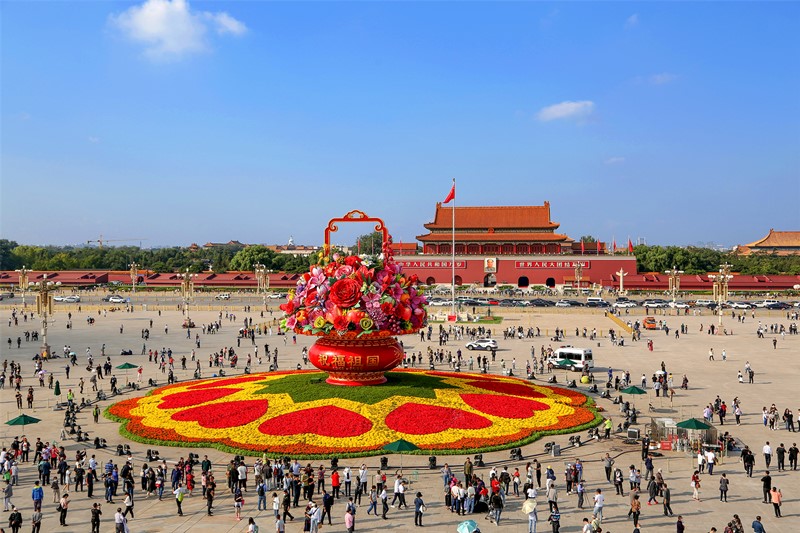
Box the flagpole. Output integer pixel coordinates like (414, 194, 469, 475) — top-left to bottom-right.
(451, 178, 456, 320)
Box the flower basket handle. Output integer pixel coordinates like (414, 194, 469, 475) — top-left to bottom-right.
(324, 210, 389, 257)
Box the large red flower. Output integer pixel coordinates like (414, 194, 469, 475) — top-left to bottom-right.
(158, 388, 238, 409)
(258, 406, 373, 438)
(329, 278, 361, 308)
(460, 394, 549, 419)
(385, 403, 492, 435)
(171, 400, 268, 429)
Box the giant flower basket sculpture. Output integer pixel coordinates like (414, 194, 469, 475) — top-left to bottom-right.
(280, 211, 427, 385)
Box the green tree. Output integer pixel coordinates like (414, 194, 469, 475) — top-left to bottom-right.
(0, 239, 20, 270)
(355, 232, 384, 255)
(579, 235, 597, 243)
(229, 245, 278, 271)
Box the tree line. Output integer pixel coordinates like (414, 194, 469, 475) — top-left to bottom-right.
(1, 238, 798, 276)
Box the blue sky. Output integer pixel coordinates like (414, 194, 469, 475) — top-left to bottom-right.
(2, 1, 799, 248)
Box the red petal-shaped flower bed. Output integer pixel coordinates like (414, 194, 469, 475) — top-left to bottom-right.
(171, 400, 268, 429)
(385, 403, 492, 434)
(466, 380, 547, 398)
(189, 375, 266, 390)
(460, 393, 549, 419)
(159, 388, 238, 410)
(259, 406, 372, 438)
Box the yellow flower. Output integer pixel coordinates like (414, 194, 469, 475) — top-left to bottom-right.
(313, 316, 327, 329)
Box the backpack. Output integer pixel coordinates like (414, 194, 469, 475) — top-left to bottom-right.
(258, 484, 265, 496)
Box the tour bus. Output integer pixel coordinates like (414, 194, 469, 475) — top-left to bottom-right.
(547, 346, 595, 371)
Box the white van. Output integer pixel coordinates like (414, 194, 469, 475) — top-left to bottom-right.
(548, 347, 595, 371)
(693, 299, 714, 307)
(754, 300, 779, 308)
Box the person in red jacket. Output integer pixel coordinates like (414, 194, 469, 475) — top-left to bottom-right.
(331, 470, 341, 499)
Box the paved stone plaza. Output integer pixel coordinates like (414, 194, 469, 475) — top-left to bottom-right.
(1, 298, 798, 532)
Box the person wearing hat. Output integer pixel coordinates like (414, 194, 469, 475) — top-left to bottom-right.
(413, 491, 426, 527)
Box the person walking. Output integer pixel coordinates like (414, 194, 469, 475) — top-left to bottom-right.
(344, 507, 355, 533)
(413, 491, 426, 527)
(173, 483, 187, 516)
(31, 509, 42, 533)
(770, 487, 782, 518)
(8, 505, 22, 533)
(58, 492, 70, 526)
(380, 486, 389, 519)
(760, 471, 772, 504)
(691, 471, 701, 501)
(630, 493, 641, 527)
(662, 483, 673, 516)
(719, 473, 729, 502)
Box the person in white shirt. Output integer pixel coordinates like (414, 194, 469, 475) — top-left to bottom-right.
(238, 463, 248, 491)
(592, 488, 604, 520)
(343, 466, 352, 496)
(764, 442, 773, 468)
(114, 507, 128, 533)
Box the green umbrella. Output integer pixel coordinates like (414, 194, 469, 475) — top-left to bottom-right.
(457, 520, 480, 533)
(621, 385, 647, 395)
(383, 439, 420, 469)
(6, 414, 41, 432)
(117, 362, 139, 382)
(383, 439, 420, 453)
(676, 418, 712, 430)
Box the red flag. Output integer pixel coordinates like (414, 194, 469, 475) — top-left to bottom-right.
(628, 238, 634, 253)
(443, 183, 455, 204)
(580, 239, 585, 255)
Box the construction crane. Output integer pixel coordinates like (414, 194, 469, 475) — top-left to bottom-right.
(86, 235, 148, 249)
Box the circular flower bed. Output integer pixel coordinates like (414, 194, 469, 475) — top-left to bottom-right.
(106, 370, 600, 459)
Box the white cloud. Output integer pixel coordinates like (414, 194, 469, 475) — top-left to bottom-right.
(109, 0, 246, 60)
(649, 72, 678, 85)
(88, 136, 101, 144)
(604, 157, 625, 165)
(536, 100, 595, 122)
(625, 14, 639, 28)
(208, 12, 247, 36)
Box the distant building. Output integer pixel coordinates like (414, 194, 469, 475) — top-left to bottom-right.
(735, 229, 800, 256)
(416, 201, 572, 255)
(203, 240, 247, 248)
(403, 201, 627, 288)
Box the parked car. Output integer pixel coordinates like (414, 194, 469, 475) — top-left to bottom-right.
(0, 292, 15, 300)
(62, 295, 80, 303)
(668, 301, 690, 309)
(108, 295, 127, 304)
(268, 293, 287, 299)
(214, 293, 231, 300)
(642, 299, 668, 309)
(765, 302, 791, 310)
(466, 338, 498, 351)
(726, 301, 752, 309)
(753, 300, 780, 308)
(612, 301, 637, 309)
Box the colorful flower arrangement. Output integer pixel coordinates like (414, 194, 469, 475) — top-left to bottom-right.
(279, 241, 427, 337)
(106, 370, 601, 459)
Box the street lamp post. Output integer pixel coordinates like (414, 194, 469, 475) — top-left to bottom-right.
(665, 265, 684, 307)
(15, 265, 30, 307)
(254, 264, 271, 310)
(31, 274, 60, 358)
(708, 263, 733, 332)
(129, 262, 140, 294)
(178, 269, 197, 326)
(616, 268, 628, 295)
